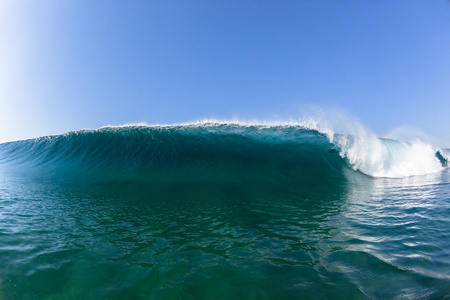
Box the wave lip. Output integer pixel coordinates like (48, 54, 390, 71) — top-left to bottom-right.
(285, 118, 446, 178)
(333, 135, 445, 178)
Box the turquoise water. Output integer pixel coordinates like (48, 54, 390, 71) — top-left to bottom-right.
(0, 124, 449, 299)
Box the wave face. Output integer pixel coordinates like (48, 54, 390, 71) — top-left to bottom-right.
(0, 123, 445, 180)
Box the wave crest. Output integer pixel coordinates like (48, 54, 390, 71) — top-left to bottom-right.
(334, 135, 443, 178)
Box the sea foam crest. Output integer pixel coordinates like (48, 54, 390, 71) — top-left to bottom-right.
(334, 135, 443, 178)
(298, 116, 444, 178)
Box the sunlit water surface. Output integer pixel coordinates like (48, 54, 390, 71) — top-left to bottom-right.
(1, 167, 449, 299)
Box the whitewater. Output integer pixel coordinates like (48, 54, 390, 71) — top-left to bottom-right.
(0, 121, 449, 299)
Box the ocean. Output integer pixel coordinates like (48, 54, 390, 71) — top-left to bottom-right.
(0, 123, 449, 299)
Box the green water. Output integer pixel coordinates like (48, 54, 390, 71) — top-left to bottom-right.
(1, 170, 449, 299)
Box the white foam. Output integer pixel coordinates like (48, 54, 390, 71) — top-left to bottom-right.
(290, 109, 444, 178)
(335, 135, 443, 178)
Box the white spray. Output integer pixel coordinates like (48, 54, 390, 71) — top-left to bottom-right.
(298, 109, 444, 178)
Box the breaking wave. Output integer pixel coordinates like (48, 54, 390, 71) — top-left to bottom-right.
(0, 122, 446, 180)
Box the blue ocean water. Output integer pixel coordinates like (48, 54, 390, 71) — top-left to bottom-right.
(0, 123, 449, 299)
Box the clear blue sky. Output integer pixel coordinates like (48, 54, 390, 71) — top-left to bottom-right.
(1, 1, 449, 145)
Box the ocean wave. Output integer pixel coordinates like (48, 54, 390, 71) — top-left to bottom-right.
(0, 122, 446, 180)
